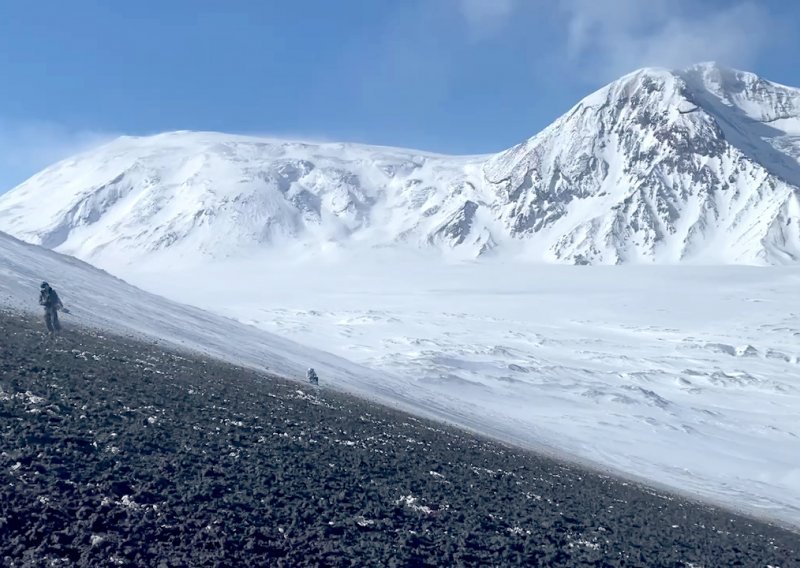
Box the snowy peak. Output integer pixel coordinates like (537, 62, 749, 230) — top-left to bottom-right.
(482, 63, 800, 264)
(681, 62, 800, 123)
(1, 64, 800, 267)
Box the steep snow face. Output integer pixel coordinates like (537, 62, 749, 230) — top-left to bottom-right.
(1, 63, 800, 266)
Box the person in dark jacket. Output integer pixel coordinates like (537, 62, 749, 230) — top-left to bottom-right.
(39, 282, 63, 335)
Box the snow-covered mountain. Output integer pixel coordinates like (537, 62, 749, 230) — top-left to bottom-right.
(1, 62, 800, 265)
(0, 134, 486, 268)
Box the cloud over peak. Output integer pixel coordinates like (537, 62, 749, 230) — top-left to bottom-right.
(560, 0, 774, 79)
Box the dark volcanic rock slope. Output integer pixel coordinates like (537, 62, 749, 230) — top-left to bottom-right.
(0, 311, 798, 567)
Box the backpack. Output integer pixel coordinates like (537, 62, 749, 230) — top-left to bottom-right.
(40, 286, 58, 308)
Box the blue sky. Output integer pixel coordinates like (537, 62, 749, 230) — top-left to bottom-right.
(0, 0, 798, 190)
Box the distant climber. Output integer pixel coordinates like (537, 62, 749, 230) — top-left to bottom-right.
(307, 368, 319, 386)
(38, 282, 64, 335)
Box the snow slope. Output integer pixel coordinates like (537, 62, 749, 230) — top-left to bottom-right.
(0, 230, 401, 401)
(118, 251, 800, 528)
(3, 237, 800, 527)
(2, 62, 800, 265)
(3, 229, 800, 526)
(0, 232, 515, 435)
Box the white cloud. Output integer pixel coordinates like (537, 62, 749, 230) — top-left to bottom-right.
(450, 0, 775, 78)
(0, 120, 116, 192)
(458, 0, 516, 37)
(558, 0, 774, 79)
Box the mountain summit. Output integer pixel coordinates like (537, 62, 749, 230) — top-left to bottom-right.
(1, 63, 799, 266)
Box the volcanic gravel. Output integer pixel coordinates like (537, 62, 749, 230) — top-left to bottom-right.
(0, 311, 798, 567)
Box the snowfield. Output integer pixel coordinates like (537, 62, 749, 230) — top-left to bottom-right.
(4, 228, 799, 527)
(117, 251, 800, 528)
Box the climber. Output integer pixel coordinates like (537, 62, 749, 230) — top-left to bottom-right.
(38, 282, 64, 335)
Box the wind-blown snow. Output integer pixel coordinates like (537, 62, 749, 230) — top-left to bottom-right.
(2, 62, 800, 265)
